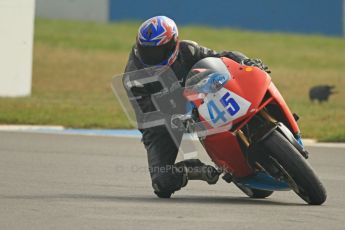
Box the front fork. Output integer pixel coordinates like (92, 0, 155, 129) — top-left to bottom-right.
(235, 110, 274, 148)
(236, 110, 309, 159)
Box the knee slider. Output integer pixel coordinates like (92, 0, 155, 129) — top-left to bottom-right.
(152, 171, 187, 194)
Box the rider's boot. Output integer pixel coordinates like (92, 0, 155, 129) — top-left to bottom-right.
(175, 159, 220, 185)
(152, 159, 219, 199)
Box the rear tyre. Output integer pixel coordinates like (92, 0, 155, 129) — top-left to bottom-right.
(260, 130, 326, 205)
(250, 189, 274, 198)
(235, 183, 274, 199)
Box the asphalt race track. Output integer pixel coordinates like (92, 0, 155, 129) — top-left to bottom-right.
(0, 131, 344, 230)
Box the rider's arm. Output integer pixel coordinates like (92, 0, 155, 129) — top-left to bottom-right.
(180, 40, 248, 64)
(180, 40, 270, 73)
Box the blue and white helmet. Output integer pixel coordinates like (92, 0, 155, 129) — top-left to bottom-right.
(136, 16, 179, 66)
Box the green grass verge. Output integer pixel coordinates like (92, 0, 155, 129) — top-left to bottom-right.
(0, 19, 344, 141)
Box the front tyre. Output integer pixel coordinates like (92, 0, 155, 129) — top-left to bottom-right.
(261, 130, 326, 205)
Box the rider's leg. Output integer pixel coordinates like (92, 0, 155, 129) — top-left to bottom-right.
(145, 126, 186, 198)
(144, 126, 219, 198)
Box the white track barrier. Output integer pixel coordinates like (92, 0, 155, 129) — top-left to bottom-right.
(0, 0, 35, 97)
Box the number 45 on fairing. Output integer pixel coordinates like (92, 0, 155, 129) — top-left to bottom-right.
(198, 88, 252, 128)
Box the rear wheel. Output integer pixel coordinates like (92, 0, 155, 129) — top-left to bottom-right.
(250, 189, 274, 198)
(259, 130, 326, 205)
(235, 183, 274, 199)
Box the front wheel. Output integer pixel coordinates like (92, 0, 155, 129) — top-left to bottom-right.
(260, 130, 327, 205)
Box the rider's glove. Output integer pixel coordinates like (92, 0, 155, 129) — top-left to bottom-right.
(242, 58, 271, 74)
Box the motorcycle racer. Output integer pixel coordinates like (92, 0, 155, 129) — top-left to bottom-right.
(123, 15, 269, 198)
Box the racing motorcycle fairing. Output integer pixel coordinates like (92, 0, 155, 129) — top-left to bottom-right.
(185, 57, 301, 179)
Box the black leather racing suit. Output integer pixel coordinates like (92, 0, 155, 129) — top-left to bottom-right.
(123, 40, 249, 196)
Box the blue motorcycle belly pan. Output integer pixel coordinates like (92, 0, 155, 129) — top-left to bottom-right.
(237, 172, 291, 191)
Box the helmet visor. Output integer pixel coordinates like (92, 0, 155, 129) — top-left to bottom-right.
(137, 39, 177, 66)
